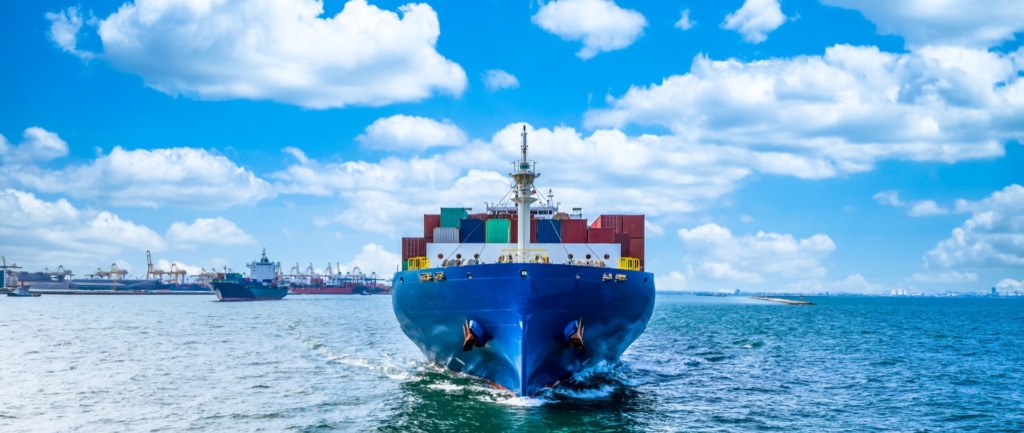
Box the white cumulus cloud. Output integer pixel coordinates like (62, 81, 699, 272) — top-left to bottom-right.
(340, 243, 401, 276)
(907, 200, 949, 217)
(0, 189, 164, 270)
(721, 0, 786, 44)
(48, 0, 466, 109)
(927, 184, 1024, 268)
(482, 69, 520, 92)
(0, 127, 69, 163)
(675, 9, 695, 31)
(586, 44, 1024, 176)
(532, 0, 647, 59)
(873, 190, 904, 207)
(657, 271, 688, 291)
(357, 115, 468, 151)
(784, 274, 884, 294)
(678, 223, 836, 283)
(45, 7, 94, 60)
(822, 0, 1024, 49)
(1, 146, 274, 208)
(166, 217, 256, 249)
(907, 271, 978, 284)
(996, 277, 1023, 290)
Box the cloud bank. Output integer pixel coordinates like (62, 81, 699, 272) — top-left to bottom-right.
(48, 0, 466, 108)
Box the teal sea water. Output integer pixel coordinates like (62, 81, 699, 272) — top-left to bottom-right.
(1, 294, 1022, 432)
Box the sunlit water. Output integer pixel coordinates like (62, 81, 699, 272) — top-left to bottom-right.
(1, 294, 1022, 432)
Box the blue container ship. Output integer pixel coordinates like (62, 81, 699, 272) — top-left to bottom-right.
(212, 250, 288, 301)
(392, 127, 655, 396)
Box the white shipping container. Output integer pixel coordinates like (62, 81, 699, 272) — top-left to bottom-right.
(433, 227, 459, 243)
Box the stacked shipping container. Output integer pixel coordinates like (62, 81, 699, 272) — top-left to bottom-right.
(536, 219, 562, 243)
(416, 210, 646, 269)
(560, 219, 587, 243)
(460, 218, 485, 243)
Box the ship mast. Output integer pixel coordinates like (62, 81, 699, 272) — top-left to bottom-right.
(510, 125, 539, 260)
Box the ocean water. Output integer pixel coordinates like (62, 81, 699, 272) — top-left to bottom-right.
(1, 294, 1022, 432)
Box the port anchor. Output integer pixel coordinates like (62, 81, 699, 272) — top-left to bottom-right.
(564, 318, 585, 351)
(462, 319, 485, 351)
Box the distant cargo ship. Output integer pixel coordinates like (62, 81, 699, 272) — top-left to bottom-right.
(392, 127, 654, 397)
(212, 250, 288, 301)
(288, 267, 391, 295)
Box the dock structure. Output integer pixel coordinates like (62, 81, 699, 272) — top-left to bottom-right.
(31, 290, 214, 295)
(750, 296, 815, 305)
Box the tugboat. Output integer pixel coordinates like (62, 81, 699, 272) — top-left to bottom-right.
(212, 249, 287, 301)
(7, 284, 41, 297)
(391, 126, 656, 397)
(2, 258, 39, 297)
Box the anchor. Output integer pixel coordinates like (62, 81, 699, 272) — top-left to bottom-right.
(564, 317, 585, 351)
(462, 318, 485, 351)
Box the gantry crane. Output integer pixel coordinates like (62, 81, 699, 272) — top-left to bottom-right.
(145, 250, 167, 280)
(167, 263, 187, 285)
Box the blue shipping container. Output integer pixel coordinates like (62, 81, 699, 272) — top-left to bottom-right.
(459, 218, 486, 243)
(536, 219, 562, 243)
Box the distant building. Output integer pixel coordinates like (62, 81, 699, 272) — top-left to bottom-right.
(992, 287, 998, 297)
(734, 289, 741, 296)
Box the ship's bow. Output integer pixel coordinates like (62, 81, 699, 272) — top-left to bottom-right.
(392, 263, 655, 396)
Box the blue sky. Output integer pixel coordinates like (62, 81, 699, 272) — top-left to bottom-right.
(1, 0, 1022, 293)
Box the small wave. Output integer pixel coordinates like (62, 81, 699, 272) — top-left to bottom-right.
(494, 395, 554, 407)
(426, 381, 464, 393)
(554, 384, 616, 400)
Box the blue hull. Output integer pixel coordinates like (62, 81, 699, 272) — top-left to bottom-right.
(212, 282, 287, 301)
(392, 263, 655, 396)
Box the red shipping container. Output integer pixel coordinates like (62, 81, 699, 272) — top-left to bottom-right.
(402, 237, 427, 260)
(587, 228, 615, 243)
(468, 213, 489, 220)
(510, 217, 538, 243)
(592, 215, 624, 233)
(615, 233, 631, 258)
(629, 237, 645, 261)
(423, 214, 440, 238)
(622, 215, 645, 238)
(561, 219, 587, 243)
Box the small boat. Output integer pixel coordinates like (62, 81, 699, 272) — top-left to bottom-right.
(7, 285, 40, 297)
(3, 258, 39, 296)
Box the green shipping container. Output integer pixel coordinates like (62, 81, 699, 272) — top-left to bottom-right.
(486, 218, 511, 243)
(440, 208, 468, 228)
(402, 260, 409, 271)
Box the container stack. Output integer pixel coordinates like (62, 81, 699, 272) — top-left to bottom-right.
(434, 227, 459, 243)
(589, 214, 645, 270)
(486, 218, 511, 243)
(424, 214, 440, 242)
(536, 219, 562, 243)
(586, 227, 614, 243)
(440, 208, 468, 228)
(560, 219, 587, 243)
(460, 218, 486, 243)
(401, 237, 427, 270)
(510, 216, 538, 243)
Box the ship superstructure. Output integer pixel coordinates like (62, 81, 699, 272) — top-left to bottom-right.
(392, 126, 655, 396)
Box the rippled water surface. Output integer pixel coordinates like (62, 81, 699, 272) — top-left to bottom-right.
(2, 294, 1023, 432)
